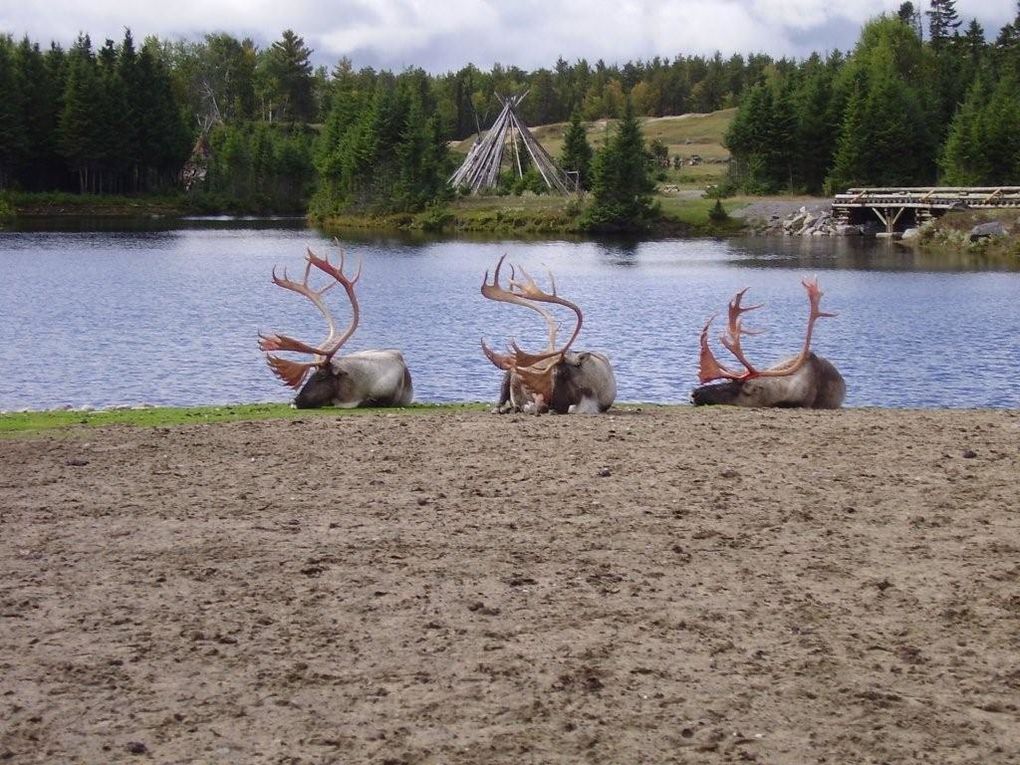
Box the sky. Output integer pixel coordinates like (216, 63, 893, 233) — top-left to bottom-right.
(1, 0, 1017, 73)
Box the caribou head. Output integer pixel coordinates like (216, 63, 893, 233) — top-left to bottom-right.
(259, 246, 413, 409)
(481, 255, 616, 414)
(692, 278, 846, 409)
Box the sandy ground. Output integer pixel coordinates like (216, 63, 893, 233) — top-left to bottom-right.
(2, 407, 1019, 764)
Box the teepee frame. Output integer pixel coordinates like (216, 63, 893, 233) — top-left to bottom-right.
(449, 91, 571, 194)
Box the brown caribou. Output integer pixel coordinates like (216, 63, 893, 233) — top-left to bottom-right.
(481, 255, 616, 414)
(258, 247, 413, 409)
(692, 278, 845, 409)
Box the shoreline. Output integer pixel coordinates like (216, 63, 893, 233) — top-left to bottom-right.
(3, 401, 1018, 436)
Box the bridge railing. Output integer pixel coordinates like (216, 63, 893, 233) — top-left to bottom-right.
(834, 187, 1020, 209)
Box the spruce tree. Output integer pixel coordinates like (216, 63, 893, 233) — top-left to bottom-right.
(940, 76, 991, 184)
(927, 0, 961, 47)
(262, 30, 315, 122)
(795, 59, 837, 192)
(15, 37, 63, 190)
(559, 109, 592, 190)
(0, 36, 26, 189)
(58, 35, 103, 192)
(583, 98, 656, 232)
(897, 2, 923, 38)
(981, 74, 1020, 184)
(724, 82, 774, 192)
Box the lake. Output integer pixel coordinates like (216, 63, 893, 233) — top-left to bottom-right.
(1, 216, 1018, 411)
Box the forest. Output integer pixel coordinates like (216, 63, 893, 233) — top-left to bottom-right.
(0, 0, 1019, 220)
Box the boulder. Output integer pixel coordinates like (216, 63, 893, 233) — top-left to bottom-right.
(969, 221, 1008, 241)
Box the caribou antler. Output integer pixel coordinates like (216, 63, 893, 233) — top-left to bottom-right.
(503, 264, 583, 367)
(258, 246, 362, 389)
(480, 255, 560, 370)
(698, 278, 836, 383)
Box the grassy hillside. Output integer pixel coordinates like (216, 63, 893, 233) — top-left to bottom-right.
(450, 108, 736, 191)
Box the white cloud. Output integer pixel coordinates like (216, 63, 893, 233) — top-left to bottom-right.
(1, 0, 1015, 71)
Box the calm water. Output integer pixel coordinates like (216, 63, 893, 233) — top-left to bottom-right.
(1, 217, 1018, 410)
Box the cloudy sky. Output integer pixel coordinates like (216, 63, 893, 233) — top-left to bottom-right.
(1, 0, 1016, 72)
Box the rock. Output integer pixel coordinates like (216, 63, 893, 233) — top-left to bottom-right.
(969, 221, 1008, 241)
(901, 227, 920, 241)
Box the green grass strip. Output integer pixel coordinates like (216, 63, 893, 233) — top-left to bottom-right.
(0, 402, 489, 436)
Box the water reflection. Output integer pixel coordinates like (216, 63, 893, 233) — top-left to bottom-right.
(1, 218, 1018, 410)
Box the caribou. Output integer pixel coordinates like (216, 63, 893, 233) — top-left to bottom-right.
(692, 278, 846, 409)
(258, 247, 413, 409)
(481, 255, 616, 414)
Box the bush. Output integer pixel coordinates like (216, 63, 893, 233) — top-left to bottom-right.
(418, 205, 453, 232)
(0, 195, 16, 224)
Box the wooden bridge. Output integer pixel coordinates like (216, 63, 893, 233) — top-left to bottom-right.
(832, 187, 1020, 233)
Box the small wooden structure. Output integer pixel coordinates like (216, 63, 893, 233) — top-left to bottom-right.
(833, 187, 1020, 233)
(449, 92, 570, 195)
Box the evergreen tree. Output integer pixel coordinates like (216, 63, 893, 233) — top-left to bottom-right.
(995, 2, 1020, 76)
(582, 99, 656, 232)
(58, 35, 103, 192)
(397, 102, 449, 210)
(560, 110, 593, 190)
(795, 57, 838, 192)
(826, 82, 869, 191)
(96, 38, 130, 193)
(135, 41, 192, 191)
(940, 76, 992, 184)
(981, 74, 1020, 183)
(724, 82, 774, 192)
(15, 37, 64, 190)
(115, 31, 143, 191)
(768, 78, 799, 190)
(827, 39, 935, 190)
(927, 0, 962, 47)
(898, 2, 923, 38)
(0, 36, 27, 189)
(261, 30, 315, 122)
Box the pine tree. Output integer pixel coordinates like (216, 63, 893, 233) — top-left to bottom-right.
(560, 110, 592, 190)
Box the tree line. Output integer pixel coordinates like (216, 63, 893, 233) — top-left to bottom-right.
(724, 0, 1020, 194)
(0, 24, 779, 207)
(2, 0, 1019, 214)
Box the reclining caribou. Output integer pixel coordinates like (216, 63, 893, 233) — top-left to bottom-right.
(692, 278, 845, 409)
(481, 255, 616, 414)
(258, 247, 413, 409)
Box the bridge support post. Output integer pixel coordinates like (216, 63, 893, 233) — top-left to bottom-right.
(871, 206, 905, 235)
